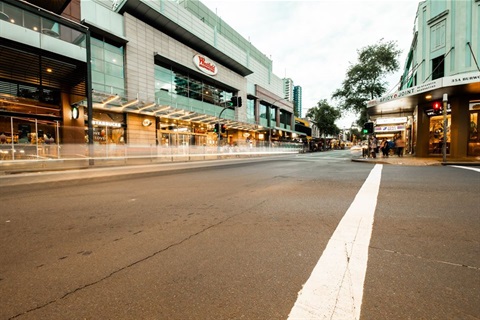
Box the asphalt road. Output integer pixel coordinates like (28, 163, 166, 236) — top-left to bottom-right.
(0, 150, 478, 319)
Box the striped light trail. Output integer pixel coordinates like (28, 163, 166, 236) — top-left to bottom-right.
(288, 164, 383, 320)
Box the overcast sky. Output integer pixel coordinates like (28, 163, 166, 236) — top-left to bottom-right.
(201, 0, 420, 127)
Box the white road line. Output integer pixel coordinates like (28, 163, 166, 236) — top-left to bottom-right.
(288, 164, 383, 320)
(451, 165, 480, 173)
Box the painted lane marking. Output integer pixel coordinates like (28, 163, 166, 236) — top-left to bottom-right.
(288, 164, 383, 320)
(451, 165, 480, 173)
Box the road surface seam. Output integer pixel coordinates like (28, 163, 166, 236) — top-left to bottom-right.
(370, 246, 480, 270)
(8, 200, 268, 320)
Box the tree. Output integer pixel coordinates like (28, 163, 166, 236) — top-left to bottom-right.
(306, 99, 341, 140)
(332, 39, 401, 126)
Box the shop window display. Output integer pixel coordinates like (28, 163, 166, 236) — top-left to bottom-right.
(428, 115, 450, 154)
(468, 111, 480, 156)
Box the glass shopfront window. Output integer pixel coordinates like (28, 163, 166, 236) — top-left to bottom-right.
(157, 119, 208, 147)
(89, 111, 125, 145)
(428, 115, 450, 155)
(468, 103, 480, 156)
(0, 116, 59, 160)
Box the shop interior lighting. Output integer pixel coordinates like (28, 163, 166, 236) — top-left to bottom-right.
(121, 99, 139, 110)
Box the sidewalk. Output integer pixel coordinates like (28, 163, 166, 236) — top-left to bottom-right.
(351, 154, 480, 166)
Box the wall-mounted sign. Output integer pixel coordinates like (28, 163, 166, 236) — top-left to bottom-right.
(193, 54, 217, 76)
(444, 71, 480, 87)
(376, 117, 407, 125)
(142, 119, 152, 127)
(92, 120, 122, 128)
(375, 125, 406, 132)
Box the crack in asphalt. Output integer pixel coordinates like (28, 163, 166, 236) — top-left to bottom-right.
(370, 246, 480, 270)
(9, 200, 267, 319)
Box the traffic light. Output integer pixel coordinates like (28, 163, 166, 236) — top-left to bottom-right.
(221, 124, 226, 133)
(230, 96, 242, 107)
(213, 123, 219, 133)
(432, 101, 442, 115)
(362, 122, 374, 134)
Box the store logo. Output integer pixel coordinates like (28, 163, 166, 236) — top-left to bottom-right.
(193, 54, 217, 76)
(142, 119, 152, 127)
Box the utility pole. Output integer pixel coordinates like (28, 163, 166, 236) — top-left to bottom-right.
(442, 94, 448, 163)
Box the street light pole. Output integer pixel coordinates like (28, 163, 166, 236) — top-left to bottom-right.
(217, 105, 229, 151)
(442, 94, 448, 163)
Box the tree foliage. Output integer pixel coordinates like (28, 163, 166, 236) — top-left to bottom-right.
(332, 39, 401, 126)
(305, 99, 341, 138)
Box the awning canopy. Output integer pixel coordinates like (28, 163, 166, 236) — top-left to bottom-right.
(367, 71, 480, 115)
(89, 91, 259, 132)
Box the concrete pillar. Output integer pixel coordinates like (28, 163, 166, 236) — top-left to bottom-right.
(450, 95, 470, 158)
(415, 104, 431, 157)
(275, 107, 280, 127)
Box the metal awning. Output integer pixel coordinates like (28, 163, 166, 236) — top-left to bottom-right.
(89, 91, 260, 131)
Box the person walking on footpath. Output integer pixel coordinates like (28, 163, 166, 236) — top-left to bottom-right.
(395, 135, 406, 157)
(380, 138, 390, 157)
(369, 137, 377, 158)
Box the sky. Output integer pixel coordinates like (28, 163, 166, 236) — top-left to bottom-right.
(201, 0, 421, 128)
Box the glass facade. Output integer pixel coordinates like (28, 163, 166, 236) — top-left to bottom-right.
(154, 64, 234, 107)
(91, 37, 125, 96)
(259, 103, 268, 127)
(246, 98, 255, 123)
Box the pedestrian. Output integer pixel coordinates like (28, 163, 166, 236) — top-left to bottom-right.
(395, 135, 406, 157)
(380, 138, 389, 157)
(0, 132, 6, 144)
(369, 137, 377, 158)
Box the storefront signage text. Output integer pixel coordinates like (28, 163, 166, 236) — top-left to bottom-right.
(444, 72, 480, 86)
(193, 54, 218, 76)
(378, 88, 414, 103)
(376, 117, 407, 125)
(92, 120, 122, 128)
(375, 125, 406, 132)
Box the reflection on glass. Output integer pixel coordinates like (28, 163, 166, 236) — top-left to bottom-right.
(470, 113, 478, 140)
(428, 115, 450, 154)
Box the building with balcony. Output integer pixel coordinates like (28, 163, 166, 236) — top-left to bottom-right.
(367, 0, 480, 159)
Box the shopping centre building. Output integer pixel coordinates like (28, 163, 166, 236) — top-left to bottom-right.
(367, 0, 480, 159)
(0, 0, 300, 160)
